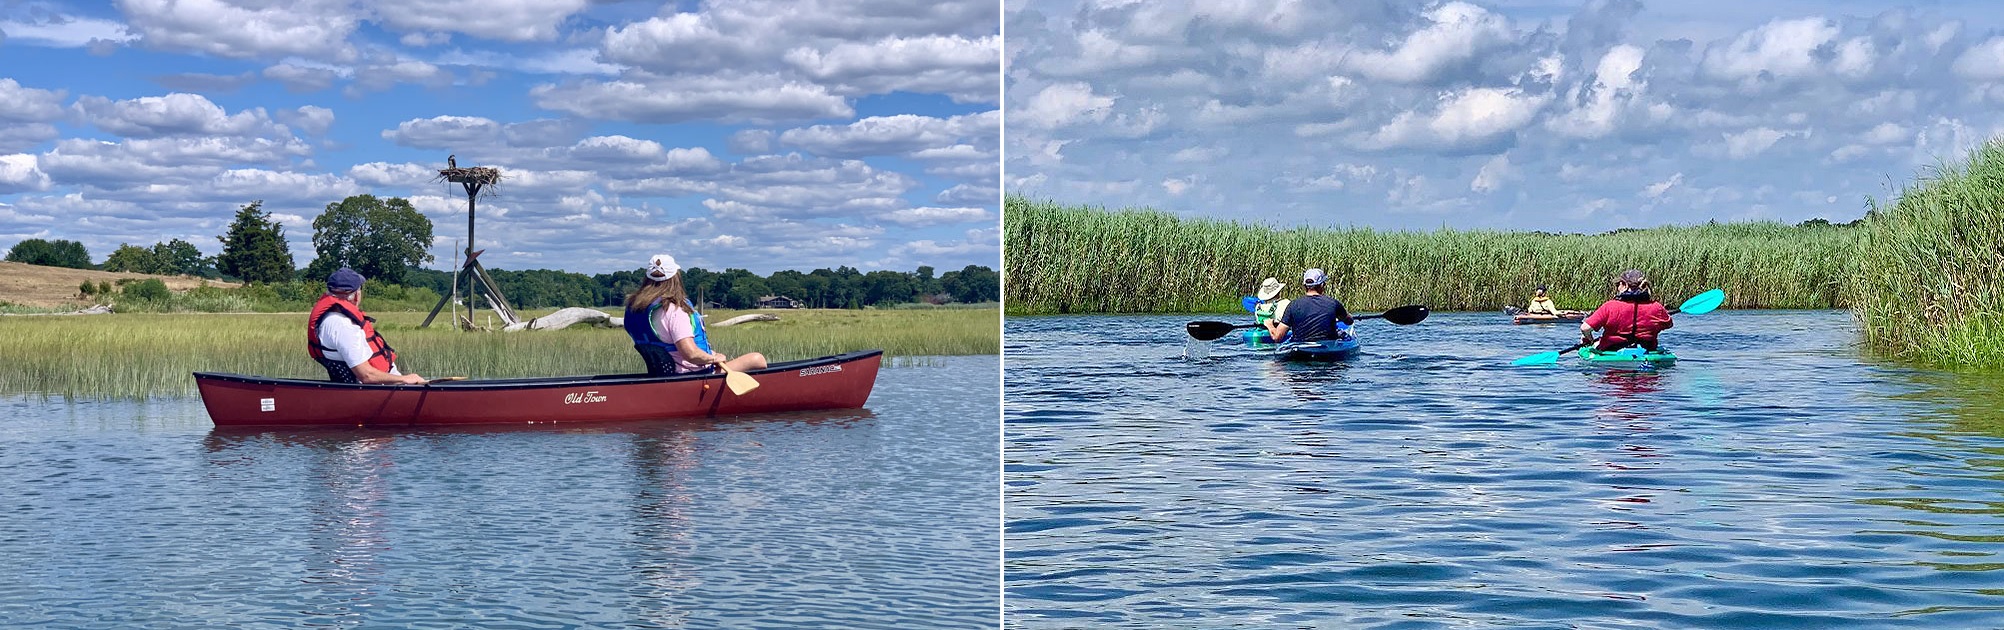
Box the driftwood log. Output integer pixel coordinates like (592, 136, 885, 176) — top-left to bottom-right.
(712, 313, 779, 327)
(496, 309, 780, 332)
(503, 307, 618, 331)
(3, 303, 114, 316)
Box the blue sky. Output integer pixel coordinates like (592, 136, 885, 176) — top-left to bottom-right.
(0, 0, 999, 276)
(1005, 0, 2004, 232)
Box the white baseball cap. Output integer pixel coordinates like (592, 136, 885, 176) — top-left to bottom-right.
(646, 253, 680, 281)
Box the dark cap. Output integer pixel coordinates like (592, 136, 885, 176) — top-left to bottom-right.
(327, 267, 365, 292)
(1536, 285, 1547, 292)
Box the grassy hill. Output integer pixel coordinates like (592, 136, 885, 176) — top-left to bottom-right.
(0, 261, 237, 309)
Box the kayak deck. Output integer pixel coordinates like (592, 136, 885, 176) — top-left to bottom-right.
(1513, 312, 1585, 324)
(1578, 347, 1676, 364)
(1267, 337, 1361, 361)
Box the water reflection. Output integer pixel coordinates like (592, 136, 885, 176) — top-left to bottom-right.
(201, 409, 880, 626)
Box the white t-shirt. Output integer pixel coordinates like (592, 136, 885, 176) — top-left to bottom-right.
(318, 314, 401, 374)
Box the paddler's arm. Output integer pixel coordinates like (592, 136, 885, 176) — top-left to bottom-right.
(352, 362, 425, 385)
(1334, 301, 1354, 325)
(674, 337, 726, 366)
(1264, 319, 1290, 340)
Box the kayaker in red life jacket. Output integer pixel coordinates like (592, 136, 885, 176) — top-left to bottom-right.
(622, 253, 767, 375)
(1264, 268, 1354, 343)
(307, 267, 427, 385)
(1580, 269, 1673, 352)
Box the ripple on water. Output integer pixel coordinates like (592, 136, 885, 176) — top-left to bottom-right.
(1006, 311, 2004, 628)
(2, 356, 999, 629)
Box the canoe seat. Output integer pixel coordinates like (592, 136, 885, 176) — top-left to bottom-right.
(634, 344, 679, 376)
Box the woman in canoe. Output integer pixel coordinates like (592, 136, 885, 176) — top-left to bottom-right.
(1264, 268, 1354, 343)
(624, 253, 767, 375)
(1580, 270, 1673, 352)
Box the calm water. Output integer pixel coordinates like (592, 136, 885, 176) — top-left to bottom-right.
(1006, 311, 2004, 628)
(0, 356, 999, 629)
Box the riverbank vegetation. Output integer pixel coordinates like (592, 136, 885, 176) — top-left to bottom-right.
(1851, 141, 2004, 367)
(1005, 197, 1856, 315)
(1007, 140, 2004, 369)
(0, 308, 999, 398)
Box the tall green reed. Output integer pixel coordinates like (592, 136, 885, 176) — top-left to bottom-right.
(1851, 141, 2004, 367)
(0, 308, 997, 399)
(1005, 196, 1858, 314)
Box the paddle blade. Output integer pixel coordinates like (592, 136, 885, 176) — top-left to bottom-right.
(1677, 289, 1726, 315)
(721, 366, 760, 395)
(1186, 320, 1239, 341)
(1511, 351, 1561, 366)
(1241, 295, 1261, 314)
(1378, 304, 1430, 325)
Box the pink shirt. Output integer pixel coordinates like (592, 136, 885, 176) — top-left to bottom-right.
(648, 301, 705, 373)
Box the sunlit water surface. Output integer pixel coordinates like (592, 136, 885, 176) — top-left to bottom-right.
(1006, 311, 2004, 628)
(2, 356, 999, 629)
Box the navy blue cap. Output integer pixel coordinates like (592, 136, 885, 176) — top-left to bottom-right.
(327, 267, 365, 292)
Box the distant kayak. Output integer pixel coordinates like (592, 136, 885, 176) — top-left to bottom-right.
(1265, 336, 1361, 361)
(1512, 311, 1586, 324)
(1577, 346, 1676, 365)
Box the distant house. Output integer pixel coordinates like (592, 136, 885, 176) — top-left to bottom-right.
(757, 295, 799, 309)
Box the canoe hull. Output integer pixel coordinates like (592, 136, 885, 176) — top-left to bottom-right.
(1513, 313, 1585, 324)
(195, 350, 883, 427)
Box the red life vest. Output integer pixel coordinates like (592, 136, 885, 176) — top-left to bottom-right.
(307, 294, 398, 375)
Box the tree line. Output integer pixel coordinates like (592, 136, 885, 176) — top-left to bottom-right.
(6, 197, 999, 309)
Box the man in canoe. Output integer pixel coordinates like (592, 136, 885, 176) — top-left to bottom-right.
(307, 267, 429, 385)
(1580, 269, 1673, 352)
(1264, 268, 1354, 343)
(623, 253, 767, 375)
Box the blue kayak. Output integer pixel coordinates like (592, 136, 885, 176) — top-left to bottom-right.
(1240, 328, 1284, 347)
(1266, 336, 1361, 361)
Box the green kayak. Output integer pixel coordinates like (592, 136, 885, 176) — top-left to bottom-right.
(1577, 347, 1677, 364)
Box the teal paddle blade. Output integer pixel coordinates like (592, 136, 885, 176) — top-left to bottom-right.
(1678, 289, 1726, 315)
(1511, 351, 1561, 366)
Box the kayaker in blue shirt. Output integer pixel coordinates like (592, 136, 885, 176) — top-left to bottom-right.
(1264, 268, 1353, 343)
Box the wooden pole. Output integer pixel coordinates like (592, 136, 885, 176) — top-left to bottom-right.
(465, 181, 479, 328)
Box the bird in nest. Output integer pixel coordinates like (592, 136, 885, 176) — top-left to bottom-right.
(447, 154, 457, 168)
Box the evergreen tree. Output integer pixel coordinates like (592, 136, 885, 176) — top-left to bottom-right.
(217, 201, 296, 283)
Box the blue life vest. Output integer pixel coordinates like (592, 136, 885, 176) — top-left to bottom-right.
(624, 299, 713, 356)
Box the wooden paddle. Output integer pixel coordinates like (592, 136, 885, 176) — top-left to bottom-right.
(1510, 289, 1725, 366)
(1185, 304, 1430, 341)
(717, 362, 760, 395)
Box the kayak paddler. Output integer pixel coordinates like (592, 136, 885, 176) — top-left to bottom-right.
(623, 253, 768, 375)
(1580, 269, 1673, 352)
(307, 267, 428, 385)
(1264, 268, 1354, 343)
(1251, 276, 1290, 342)
(1526, 286, 1558, 315)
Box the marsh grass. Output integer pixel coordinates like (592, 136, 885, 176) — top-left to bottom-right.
(1851, 141, 2004, 366)
(1005, 196, 1858, 314)
(0, 307, 997, 399)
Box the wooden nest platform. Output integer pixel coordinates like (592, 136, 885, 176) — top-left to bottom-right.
(437, 167, 501, 185)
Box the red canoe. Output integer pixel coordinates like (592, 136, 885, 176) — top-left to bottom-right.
(194, 350, 882, 427)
